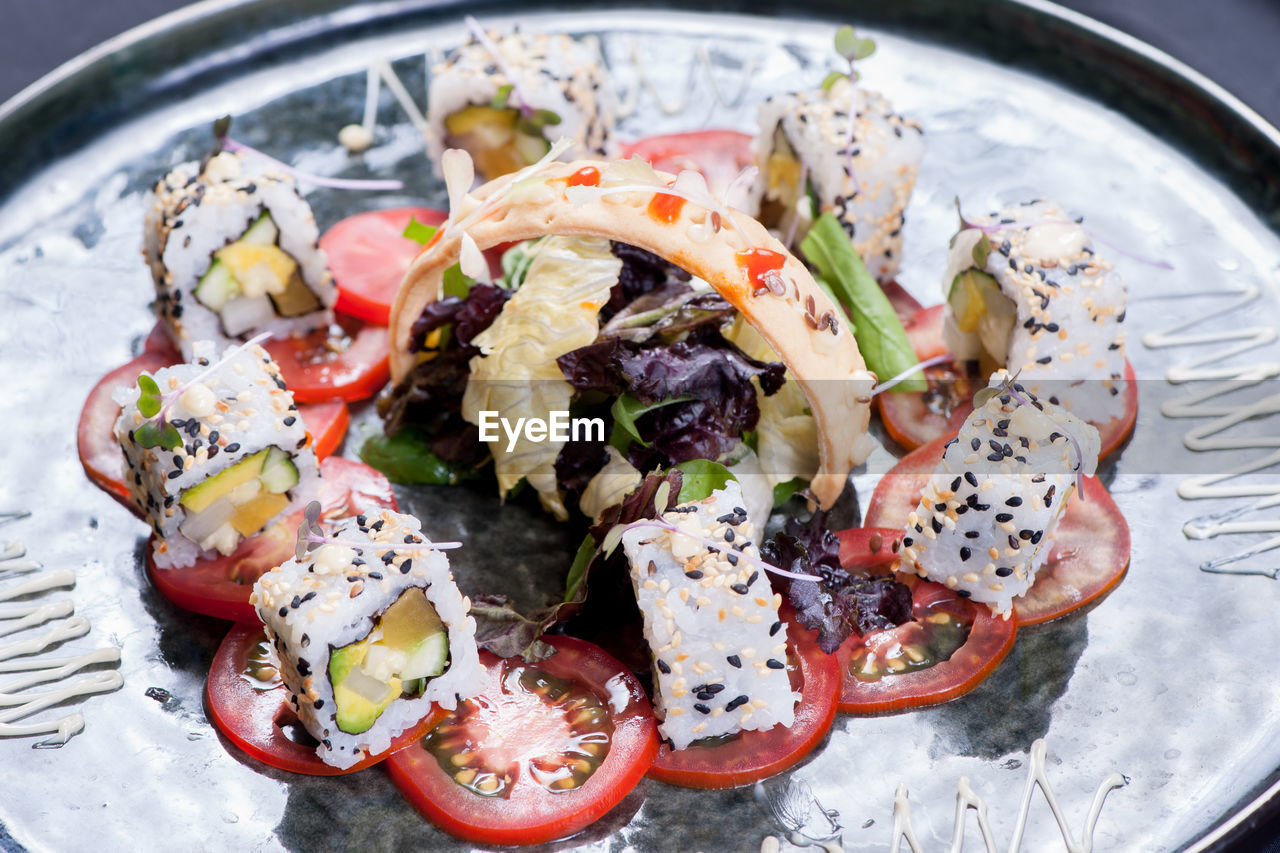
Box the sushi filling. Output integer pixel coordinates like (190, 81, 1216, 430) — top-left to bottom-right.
(757, 125, 817, 241)
(328, 588, 451, 735)
(444, 105, 554, 181)
(178, 447, 300, 555)
(946, 268, 1018, 378)
(195, 212, 322, 337)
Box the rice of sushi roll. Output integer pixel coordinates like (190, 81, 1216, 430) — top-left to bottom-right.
(898, 371, 1101, 616)
(252, 508, 481, 769)
(620, 480, 797, 750)
(425, 27, 615, 181)
(113, 338, 321, 569)
(749, 76, 924, 282)
(943, 199, 1127, 423)
(144, 151, 335, 360)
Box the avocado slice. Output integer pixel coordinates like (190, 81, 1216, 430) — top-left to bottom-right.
(181, 449, 270, 513)
(239, 212, 279, 246)
(268, 270, 322, 318)
(328, 588, 450, 735)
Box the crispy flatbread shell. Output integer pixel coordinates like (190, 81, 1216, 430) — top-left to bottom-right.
(389, 158, 877, 507)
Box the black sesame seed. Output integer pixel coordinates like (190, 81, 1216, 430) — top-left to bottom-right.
(769, 621, 783, 636)
(930, 517, 943, 534)
(957, 589, 972, 598)
(727, 553, 739, 566)
(1031, 530, 1043, 545)
(278, 607, 288, 618)
(724, 529, 735, 543)
(996, 566, 1014, 577)
(657, 659, 671, 674)
(956, 505, 969, 515)
(685, 570, 704, 580)
(950, 477, 962, 492)
(290, 595, 302, 609)
(971, 437, 982, 451)
(313, 699, 324, 709)
(1008, 534, 1021, 550)
(382, 552, 395, 564)
(766, 659, 786, 670)
(995, 513, 1014, 523)
(694, 703, 711, 715)
(1006, 497, 1023, 507)
(965, 530, 981, 539)
(400, 559, 413, 574)
(1020, 530, 1034, 540)
(696, 691, 714, 701)
(224, 443, 240, 453)
(960, 547, 971, 561)
(716, 513, 736, 523)
(730, 583, 750, 595)
(368, 571, 382, 580)
(903, 536, 913, 547)
(747, 571, 759, 586)
(965, 472, 979, 487)
(987, 452, 1004, 462)
(725, 695, 749, 712)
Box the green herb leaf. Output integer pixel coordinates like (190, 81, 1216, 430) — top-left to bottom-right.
(498, 239, 540, 289)
(158, 423, 183, 451)
(490, 83, 514, 110)
(563, 534, 597, 601)
(402, 217, 438, 246)
(772, 476, 806, 507)
(136, 374, 162, 418)
(801, 212, 924, 393)
(674, 460, 735, 503)
(442, 263, 475, 299)
(212, 115, 231, 140)
(358, 429, 465, 485)
(516, 109, 562, 138)
(134, 422, 161, 449)
(834, 25, 876, 62)
(972, 233, 992, 268)
(820, 70, 847, 91)
(973, 386, 1000, 408)
(609, 394, 692, 448)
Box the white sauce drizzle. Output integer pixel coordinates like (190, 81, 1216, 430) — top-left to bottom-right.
(0, 539, 123, 747)
(615, 41, 759, 119)
(1139, 283, 1280, 575)
(888, 739, 1126, 853)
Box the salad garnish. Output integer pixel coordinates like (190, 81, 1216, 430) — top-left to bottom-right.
(132, 332, 272, 450)
(292, 501, 462, 563)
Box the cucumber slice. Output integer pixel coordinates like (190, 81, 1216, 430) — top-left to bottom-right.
(240, 212, 279, 247)
(513, 131, 550, 165)
(259, 447, 299, 494)
(268, 270, 321, 317)
(195, 260, 240, 311)
(400, 631, 449, 680)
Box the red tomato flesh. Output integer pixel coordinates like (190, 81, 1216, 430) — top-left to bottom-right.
(645, 617, 838, 789)
(77, 352, 350, 517)
(876, 305, 1138, 458)
(205, 623, 444, 775)
(387, 636, 658, 845)
(264, 313, 390, 404)
(621, 130, 754, 198)
(322, 207, 447, 324)
(147, 456, 397, 622)
(864, 435, 1131, 627)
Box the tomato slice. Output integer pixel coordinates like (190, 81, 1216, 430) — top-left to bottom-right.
(77, 351, 175, 514)
(645, 618, 838, 789)
(322, 207, 447, 324)
(386, 636, 658, 845)
(881, 279, 924, 322)
(864, 435, 1131, 627)
(205, 623, 444, 775)
(876, 305, 1138, 457)
(146, 456, 397, 622)
(832, 528, 1016, 713)
(621, 130, 754, 198)
(77, 352, 350, 517)
(264, 313, 390, 404)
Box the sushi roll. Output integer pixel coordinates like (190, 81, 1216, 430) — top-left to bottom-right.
(144, 151, 335, 360)
(113, 338, 321, 569)
(943, 199, 1127, 423)
(620, 481, 796, 749)
(749, 76, 924, 281)
(252, 508, 481, 769)
(425, 27, 615, 182)
(898, 371, 1101, 616)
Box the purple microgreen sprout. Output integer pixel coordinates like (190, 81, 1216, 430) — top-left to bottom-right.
(463, 16, 533, 119)
(952, 197, 1173, 270)
(133, 332, 272, 451)
(978, 372, 1087, 501)
(212, 117, 403, 191)
(871, 352, 956, 396)
(832, 25, 875, 195)
(610, 516, 823, 584)
(293, 500, 462, 563)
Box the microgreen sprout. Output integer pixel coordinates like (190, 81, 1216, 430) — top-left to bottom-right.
(822, 25, 876, 194)
(293, 501, 462, 562)
(953, 197, 1173, 270)
(133, 332, 272, 451)
(871, 352, 956, 395)
(211, 116, 404, 191)
(462, 16, 563, 138)
(975, 372, 1088, 500)
(602, 515, 823, 584)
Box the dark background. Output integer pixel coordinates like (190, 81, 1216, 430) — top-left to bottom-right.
(3, 0, 1280, 850)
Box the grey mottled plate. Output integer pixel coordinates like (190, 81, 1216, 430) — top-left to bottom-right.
(2, 2, 1280, 851)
